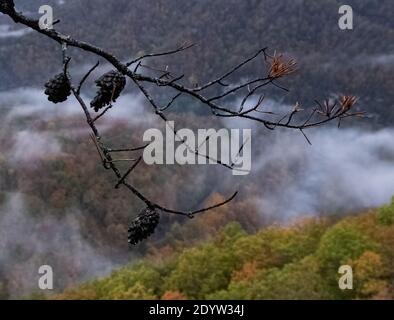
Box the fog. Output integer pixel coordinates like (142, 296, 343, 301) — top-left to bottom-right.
(252, 127, 394, 221)
(0, 193, 116, 298)
(1, 87, 154, 124)
(10, 130, 63, 164)
(0, 24, 32, 38)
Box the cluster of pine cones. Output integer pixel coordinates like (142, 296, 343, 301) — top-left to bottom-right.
(45, 68, 157, 245)
(128, 207, 160, 245)
(44, 70, 126, 111)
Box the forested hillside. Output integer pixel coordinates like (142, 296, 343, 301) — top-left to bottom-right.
(2, 93, 393, 299)
(1, 0, 393, 125)
(53, 198, 394, 300)
(1, 1, 394, 300)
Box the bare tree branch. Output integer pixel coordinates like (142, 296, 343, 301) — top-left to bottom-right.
(126, 42, 195, 67)
(0, 1, 365, 243)
(0, 4, 361, 132)
(77, 61, 100, 94)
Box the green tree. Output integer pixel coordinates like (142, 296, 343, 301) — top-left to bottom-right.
(210, 256, 329, 300)
(316, 222, 378, 299)
(164, 224, 244, 299)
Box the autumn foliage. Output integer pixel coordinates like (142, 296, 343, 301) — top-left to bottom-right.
(55, 197, 394, 300)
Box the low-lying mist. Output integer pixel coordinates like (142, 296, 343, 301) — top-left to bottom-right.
(250, 127, 394, 221)
(0, 193, 116, 298)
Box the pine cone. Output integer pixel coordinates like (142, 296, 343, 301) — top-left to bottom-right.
(44, 73, 71, 103)
(90, 70, 126, 112)
(128, 207, 160, 245)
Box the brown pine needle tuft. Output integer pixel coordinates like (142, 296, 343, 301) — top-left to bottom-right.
(267, 52, 297, 78)
(339, 95, 358, 112)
